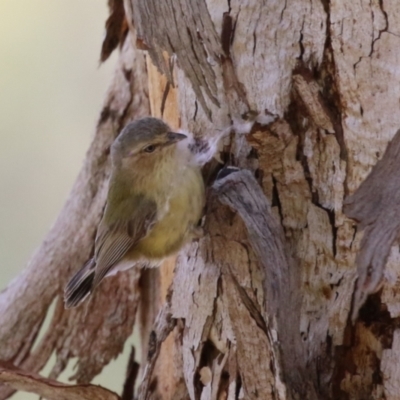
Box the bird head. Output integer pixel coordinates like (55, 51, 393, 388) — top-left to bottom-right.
(111, 117, 187, 168)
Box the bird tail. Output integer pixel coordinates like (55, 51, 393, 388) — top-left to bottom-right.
(64, 258, 96, 308)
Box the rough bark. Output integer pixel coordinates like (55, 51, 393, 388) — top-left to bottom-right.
(129, 1, 400, 399)
(2, 1, 400, 400)
(0, 23, 150, 400)
(0, 361, 119, 400)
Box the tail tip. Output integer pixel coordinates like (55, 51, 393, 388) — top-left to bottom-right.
(64, 265, 95, 308)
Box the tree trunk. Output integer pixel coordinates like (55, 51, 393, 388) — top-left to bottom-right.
(1, 1, 400, 400)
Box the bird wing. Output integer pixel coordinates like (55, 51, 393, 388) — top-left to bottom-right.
(92, 197, 157, 287)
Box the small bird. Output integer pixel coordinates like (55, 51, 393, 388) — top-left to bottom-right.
(64, 117, 205, 308)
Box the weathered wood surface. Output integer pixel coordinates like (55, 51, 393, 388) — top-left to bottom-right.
(0, 26, 150, 400)
(345, 129, 400, 321)
(129, 0, 400, 398)
(0, 361, 119, 400)
(2, 0, 400, 399)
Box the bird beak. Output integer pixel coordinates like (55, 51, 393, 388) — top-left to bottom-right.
(166, 132, 187, 144)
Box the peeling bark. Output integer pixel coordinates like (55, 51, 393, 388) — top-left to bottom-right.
(0, 27, 149, 399)
(345, 129, 400, 321)
(3, 1, 400, 399)
(0, 361, 119, 400)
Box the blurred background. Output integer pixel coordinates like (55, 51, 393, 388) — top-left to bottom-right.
(0, 1, 137, 398)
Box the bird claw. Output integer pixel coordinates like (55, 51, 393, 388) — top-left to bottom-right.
(190, 226, 204, 240)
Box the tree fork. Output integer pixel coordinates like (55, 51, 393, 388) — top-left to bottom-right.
(1, 1, 400, 400)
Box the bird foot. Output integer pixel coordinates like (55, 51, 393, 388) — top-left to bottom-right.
(190, 226, 204, 241)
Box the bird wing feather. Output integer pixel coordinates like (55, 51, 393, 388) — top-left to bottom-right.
(92, 197, 157, 287)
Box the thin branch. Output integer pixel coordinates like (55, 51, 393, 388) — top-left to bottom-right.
(0, 361, 119, 400)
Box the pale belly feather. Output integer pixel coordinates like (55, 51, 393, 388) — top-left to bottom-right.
(132, 166, 204, 259)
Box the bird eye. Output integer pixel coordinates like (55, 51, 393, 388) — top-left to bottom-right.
(144, 144, 156, 153)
